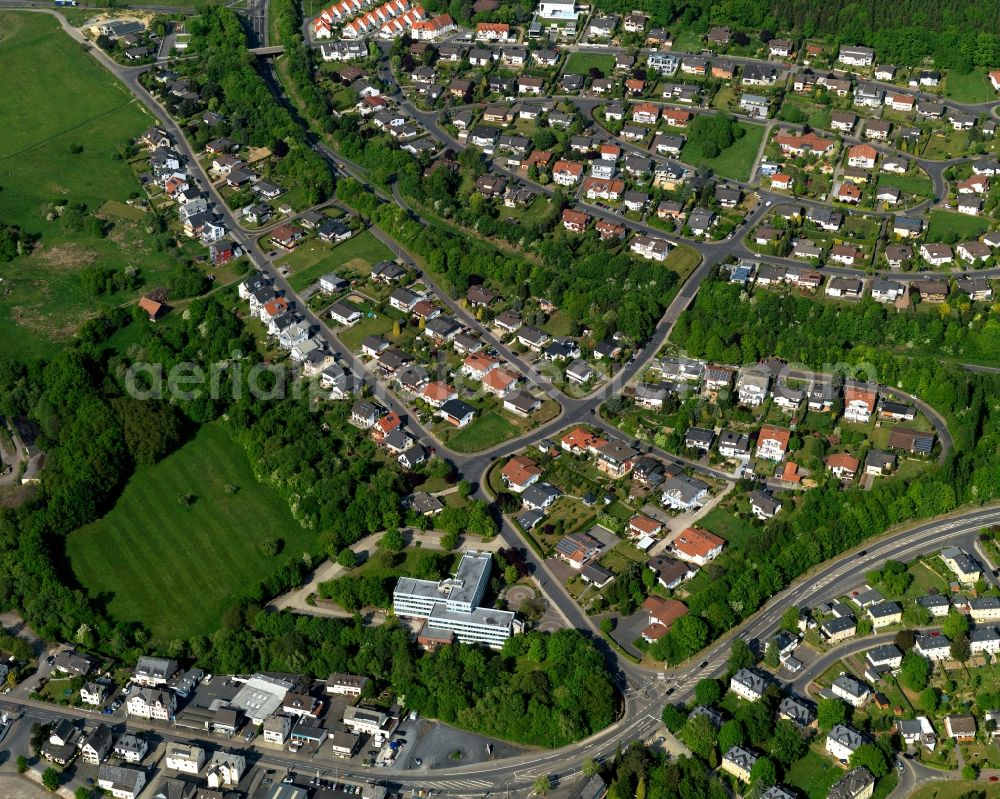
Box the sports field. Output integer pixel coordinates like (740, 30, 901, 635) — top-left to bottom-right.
(67, 422, 310, 641)
(0, 13, 182, 360)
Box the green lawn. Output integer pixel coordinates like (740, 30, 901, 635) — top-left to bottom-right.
(926, 210, 989, 242)
(286, 231, 395, 291)
(680, 122, 765, 182)
(445, 412, 518, 452)
(785, 750, 843, 799)
(910, 783, 1000, 799)
(697, 506, 758, 551)
(0, 13, 174, 360)
(563, 52, 615, 76)
(876, 171, 933, 198)
(944, 70, 996, 103)
(67, 422, 311, 641)
(337, 312, 395, 351)
(664, 244, 701, 278)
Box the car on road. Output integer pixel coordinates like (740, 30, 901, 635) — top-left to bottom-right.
(699, 660, 709, 668)
(765, 201, 772, 207)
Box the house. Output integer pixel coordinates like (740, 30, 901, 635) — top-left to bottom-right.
(718, 431, 751, 458)
(52, 649, 93, 677)
(593, 439, 637, 478)
(769, 38, 794, 57)
(868, 601, 903, 627)
(684, 426, 715, 451)
(134, 656, 178, 686)
(957, 276, 993, 300)
(127, 687, 176, 721)
(843, 384, 877, 423)
(839, 45, 875, 66)
(721, 746, 758, 783)
(866, 643, 903, 671)
(773, 130, 834, 157)
(504, 390, 541, 418)
(205, 751, 244, 788)
(556, 532, 603, 569)
(743, 64, 779, 86)
(80, 681, 109, 707)
(848, 144, 877, 169)
(888, 427, 935, 455)
(821, 616, 857, 642)
(500, 456, 542, 493)
(756, 425, 790, 461)
(779, 695, 817, 728)
(915, 631, 951, 661)
(703, 364, 735, 392)
(41, 720, 81, 765)
(79, 724, 113, 765)
(329, 301, 362, 326)
(941, 546, 982, 583)
(958, 195, 984, 215)
(630, 235, 671, 261)
(562, 208, 589, 233)
(521, 482, 562, 512)
(671, 527, 724, 565)
(641, 596, 689, 641)
(945, 714, 977, 741)
(832, 674, 871, 707)
(660, 475, 709, 511)
(113, 733, 148, 764)
(730, 668, 769, 702)
(437, 398, 476, 428)
(749, 490, 782, 520)
(646, 545, 701, 599)
(958, 174, 989, 194)
(475, 21, 510, 41)
(826, 453, 860, 480)
(828, 768, 875, 799)
(826, 724, 867, 761)
(970, 624, 1000, 652)
(421, 381, 458, 409)
(896, 717, 937, 751)
(98, 765, 146, 799)
(165, 743, 206, 775)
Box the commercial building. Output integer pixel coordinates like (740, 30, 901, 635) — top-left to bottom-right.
(393, 551, 516, 646)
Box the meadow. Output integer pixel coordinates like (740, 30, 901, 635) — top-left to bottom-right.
(67, 423, 311, 641)
(680, 122, 766, 182)
(0, 13, 181, 360)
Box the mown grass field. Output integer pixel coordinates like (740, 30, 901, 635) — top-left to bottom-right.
(563, 52, 615, 76)
(285, 231, 394, 291)
(67, 423, 310, 641)
(944, 70, 995, 103)
(680, 122, 765, 182)
(926, 210, 989, 242)
(0, 13, 177, 360)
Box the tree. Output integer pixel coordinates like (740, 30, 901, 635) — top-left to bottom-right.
(718, 719, 744, 753)
(963, 764, 979, 780)
(942, 610, 970, 640)
(902, 602, 932, 627)
(780, 605, 802, 632)
(900, 650, 931, 691)
(951, 633, 971, 663)
(750, 756, 777, 790)
(582, 757, 600, 777)
(600, 617, 615, 635)
(336, 548, 359, 568)
(440, 529, 459, 551)
(769, 719, 807, 768)
(16, 756, 27, 774)
(661, 704, 687, 733)
(918, 687, 940, 713)
(849, 743, 889, 778)
(681, 713, 717, 762)
(728, 639, 755, 674)
(378, 528, 405, 553)
(695, 678, 722, 707)
(75, 789, 93, 799)
(764, 637, 780, 668)
(533, 776, 552, 796)
(42, 768, 60, 792)
(817, 697, 848, 730)
(259, 537, 281, 556)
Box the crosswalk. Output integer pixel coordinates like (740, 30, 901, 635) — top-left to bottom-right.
(430, 779, 494, 790)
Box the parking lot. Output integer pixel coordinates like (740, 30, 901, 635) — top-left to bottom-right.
(384, 718, 527, 773)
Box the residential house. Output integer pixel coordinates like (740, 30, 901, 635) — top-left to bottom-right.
(671, 527, 724, 565)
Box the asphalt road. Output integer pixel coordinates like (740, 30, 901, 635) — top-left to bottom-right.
(4, 10, 1000, 796)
